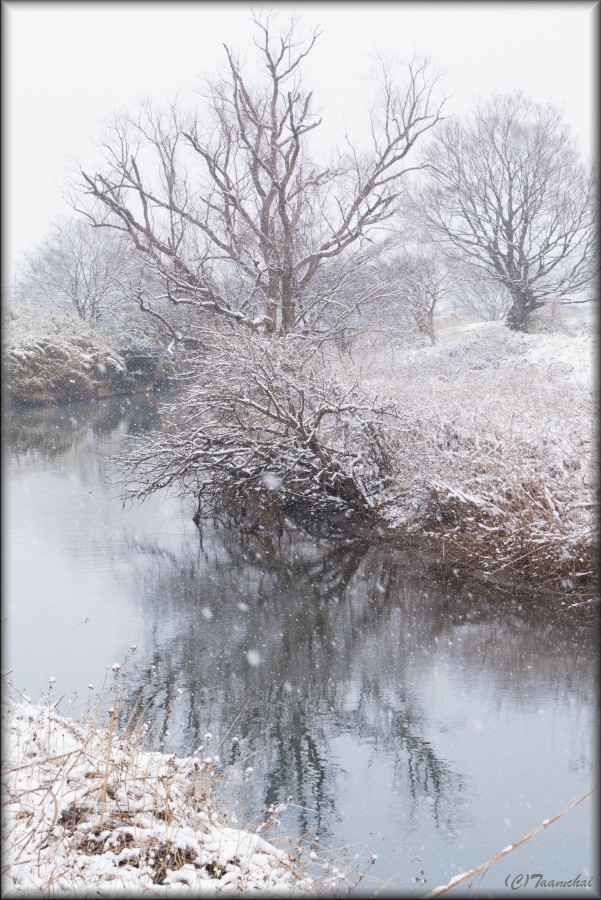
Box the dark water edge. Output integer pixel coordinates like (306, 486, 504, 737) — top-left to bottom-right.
(3, 394, 598, 895)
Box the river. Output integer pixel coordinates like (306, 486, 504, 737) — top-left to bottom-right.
(4, 394, 598, 895)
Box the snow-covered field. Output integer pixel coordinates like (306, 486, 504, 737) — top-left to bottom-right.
(342, 315, 597, 602)
(355, 316, 596, 395)
(2, 697, 320, 896)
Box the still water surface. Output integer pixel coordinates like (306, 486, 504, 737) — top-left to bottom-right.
(4, 396, 598, 895)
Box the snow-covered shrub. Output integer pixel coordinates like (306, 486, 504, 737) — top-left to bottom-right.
(3, 305, 172, 405)
(443, 325, 525, 370)
(96, 305, 171, 353)
(2, 662, 372, 895)
(119, 332, 400, 529)
(116, 320, 595, 598)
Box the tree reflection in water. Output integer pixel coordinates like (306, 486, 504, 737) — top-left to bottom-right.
(112, 518, 596, 848)
(4, 395, 165, 463)
(116, 526, 475, 843)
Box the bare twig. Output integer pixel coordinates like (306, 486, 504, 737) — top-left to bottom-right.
(427, 786, 598, 897)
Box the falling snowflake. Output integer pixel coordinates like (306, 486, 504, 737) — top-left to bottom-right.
(260, 472, 283, 490)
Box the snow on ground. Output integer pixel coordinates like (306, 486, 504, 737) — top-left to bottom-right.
(354, 318, 596, 390)
(2, 699, 319, 896)
(338, 316, 597, 594)
(516, 328, 596, 387)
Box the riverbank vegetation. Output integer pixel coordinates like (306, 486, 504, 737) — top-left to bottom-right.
(117, 317, 596, 607)
(348, 319, 597, 605)
(2, 662, 381, 896)
(3, 305, 178, 405)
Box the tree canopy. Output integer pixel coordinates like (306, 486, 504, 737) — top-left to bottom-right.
(73, 14, 444, 344)
(418, 92, 597, 330)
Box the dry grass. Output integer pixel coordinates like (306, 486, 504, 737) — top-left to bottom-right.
(336, 323, 597, 604)
(427, 786, 598, 897)
(2, 658, 391, 896)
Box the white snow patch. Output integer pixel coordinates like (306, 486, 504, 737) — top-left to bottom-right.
(2, 699, 315, 895)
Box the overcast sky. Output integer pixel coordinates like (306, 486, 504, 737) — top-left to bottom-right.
(4, 1, 596, 281)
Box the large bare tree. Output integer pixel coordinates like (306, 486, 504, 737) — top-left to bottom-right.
(418, 92, 597, 331)
(72, 14, 444, 344)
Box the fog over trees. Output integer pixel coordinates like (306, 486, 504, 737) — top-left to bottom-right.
(19, 219, 134, 325)
(14, 16, 595, 345)
(454, 275, 513, 323)
(373, 247, 459, 345)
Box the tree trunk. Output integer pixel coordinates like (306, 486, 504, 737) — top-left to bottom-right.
(427, 308, 437, 345)
(505, 287, 541, 332)
(506, 301, 528, 331)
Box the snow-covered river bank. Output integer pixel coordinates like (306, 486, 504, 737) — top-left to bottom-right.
(3, 699, 316, 895)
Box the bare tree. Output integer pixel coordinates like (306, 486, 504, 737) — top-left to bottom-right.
(397, 250, 456, 344)
(367, 246, 456, 345)
(454, 274, 513, 322)
(72, 14, 444, 345)
(418, 93, 597, 331)
(19, 218, 134, 325)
